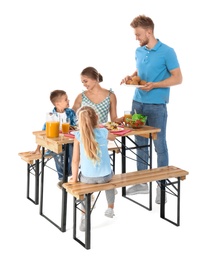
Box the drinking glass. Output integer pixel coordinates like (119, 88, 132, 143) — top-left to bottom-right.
(61, 117, 70, 134)
(124, 111, 132, 126)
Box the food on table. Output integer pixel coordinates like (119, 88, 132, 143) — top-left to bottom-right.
(126, 113, 147, 128)
(104, 122, 119, 130)
(125, 76, 146, 85)
(70, 125, 78, 130)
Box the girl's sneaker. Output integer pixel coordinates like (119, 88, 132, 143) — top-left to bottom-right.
(155, 185, 167, 204)
(104, 208, 115, 218)
(79, 214, 85, 232)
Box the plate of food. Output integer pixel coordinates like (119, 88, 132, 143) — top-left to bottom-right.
(109, 127, 124, 133)
(123, 76, 147, 88)
(70, 125, 78, 131)
(103, 122, 123, 131)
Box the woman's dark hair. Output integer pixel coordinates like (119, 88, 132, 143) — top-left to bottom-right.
(81, 67, 103, 82)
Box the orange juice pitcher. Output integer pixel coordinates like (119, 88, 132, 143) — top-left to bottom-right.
(46, 112, 60, 138)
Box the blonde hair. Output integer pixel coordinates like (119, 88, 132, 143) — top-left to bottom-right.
(77, 106, 100, 163)
(130, 15, 154, 31)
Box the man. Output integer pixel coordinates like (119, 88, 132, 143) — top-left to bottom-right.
(121, 15, 182, 203)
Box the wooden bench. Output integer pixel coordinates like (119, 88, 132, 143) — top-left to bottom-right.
(18, 143, 120, 205)
(18, 151, 52, 205)
(63, 165, 189, 250)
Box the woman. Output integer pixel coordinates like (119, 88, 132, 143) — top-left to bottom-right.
(72, 66, 123, 124)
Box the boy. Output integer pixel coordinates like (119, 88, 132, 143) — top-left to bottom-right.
(32, 90, 76, 188)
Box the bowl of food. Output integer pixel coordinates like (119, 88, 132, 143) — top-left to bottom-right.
(126, 113, 147, 129)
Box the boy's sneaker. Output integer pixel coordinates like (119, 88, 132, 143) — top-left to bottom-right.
(155, 185, 167, 204)
(104, 208, 115, 218)
(126, 183, 149, 195)
(44, 150, 55, 157)
(57, 181, 63, 189)
(79, 215, 85, 232)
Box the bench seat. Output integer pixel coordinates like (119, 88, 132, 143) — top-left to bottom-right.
(18, 151, 43, 164)
(63, 165, 189, 250)
(63, 166, 188, 200)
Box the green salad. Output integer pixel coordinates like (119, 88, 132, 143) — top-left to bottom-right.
(127, 113, 147, 128)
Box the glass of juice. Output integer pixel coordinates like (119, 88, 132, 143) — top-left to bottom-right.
(62, 117, 70, 134)
(124, 111, 132, 126)
(46, 112, 60, 138)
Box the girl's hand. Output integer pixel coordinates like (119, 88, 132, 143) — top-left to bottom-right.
(68, 177, 77, 183)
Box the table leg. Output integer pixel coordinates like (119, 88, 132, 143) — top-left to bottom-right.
(149, 134, 152, 210)
(121, 136, 126, 196)
(120, 134, 153, 210)
(60, 143, 69, 232)
(39, 145, 68, 232)
(34, 159, 39, 204)
(39, 147, 45, 215)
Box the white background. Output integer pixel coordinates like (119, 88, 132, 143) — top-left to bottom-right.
(1, 0, 212, 259)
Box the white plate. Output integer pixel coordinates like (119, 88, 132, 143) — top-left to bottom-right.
(109, 127, 124, 132)
(124, 84, 144, 88)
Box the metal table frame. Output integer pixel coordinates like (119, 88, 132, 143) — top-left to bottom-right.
(71, 128, 184, 249)
(34, 131, 118, 233)
(39, 144, 69, 232)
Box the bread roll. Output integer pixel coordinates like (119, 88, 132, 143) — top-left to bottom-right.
(126, 79, 132, 85)
(130, 80, 139, 85)
(132, 76, 141, 82)
(139, 80, 147, 85)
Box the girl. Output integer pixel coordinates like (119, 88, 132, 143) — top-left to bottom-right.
(68, 105, 116, 232)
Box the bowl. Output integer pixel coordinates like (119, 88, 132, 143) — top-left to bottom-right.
(127, 118, 146, 129)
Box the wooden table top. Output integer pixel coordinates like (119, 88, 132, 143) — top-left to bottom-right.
(120, 125, 161, 139)
(33, 130, 74, 153)
(33, 125, 160, 154)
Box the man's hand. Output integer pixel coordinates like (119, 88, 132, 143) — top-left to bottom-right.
(120, 76, 132, 85)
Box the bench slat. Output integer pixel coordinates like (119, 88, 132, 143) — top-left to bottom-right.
(18, 151, 53, 164)
(63, 166, 188, 199)
(19, 143, 119, 165)
(18, 152, 42, 164)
